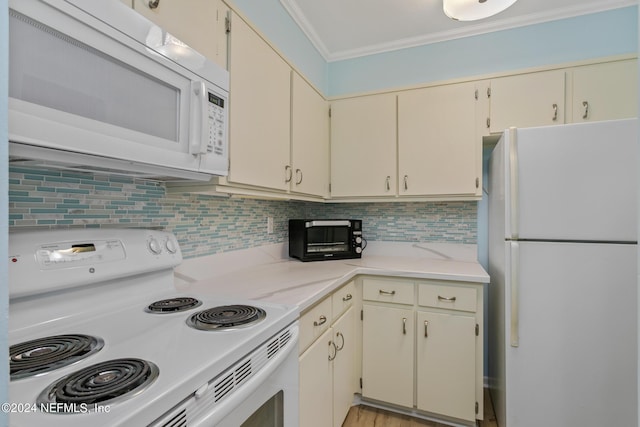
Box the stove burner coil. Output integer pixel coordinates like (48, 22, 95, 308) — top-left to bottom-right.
(187, 305, 266, 330)
(38, 358, 159, 410)
(10, 334, 104, 380)
(145, 297, 202, 313)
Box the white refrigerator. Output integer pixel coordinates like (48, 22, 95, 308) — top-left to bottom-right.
(488, 118, 638, 427)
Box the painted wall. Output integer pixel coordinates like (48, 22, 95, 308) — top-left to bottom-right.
(328, 7, 638, 96)
(1, 0, 8, 422)
(230, 0, 328, 93)
(228, 4, 637, 98)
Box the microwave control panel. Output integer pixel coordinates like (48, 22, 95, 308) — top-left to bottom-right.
(207, 92, 226, 156)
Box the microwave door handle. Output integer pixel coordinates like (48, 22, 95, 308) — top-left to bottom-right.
(189, 81, 208, 155)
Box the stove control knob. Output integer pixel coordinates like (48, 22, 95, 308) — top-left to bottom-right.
(148, 237, 162, 255)
(165, 239, 178, 254)
(355, 236, 363, 244)
(355, 247, 362, 254)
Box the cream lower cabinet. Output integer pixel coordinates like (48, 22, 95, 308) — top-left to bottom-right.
(299, 282, 358, 427)
(362, 303, 414, 407)
(416, 311, 476, 421)
(361, 277, 483, 423)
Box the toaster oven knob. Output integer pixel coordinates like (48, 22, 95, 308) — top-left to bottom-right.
(148, 237, 162, 255)
(355, 247, 362, 254)
(355, 236, 362, 244)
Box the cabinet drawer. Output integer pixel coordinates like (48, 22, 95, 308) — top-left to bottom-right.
(363, 279, 414, 305)
(418, 285, 476, 312)
(332, 280, 356, 321)
(299, 297, 332, 354)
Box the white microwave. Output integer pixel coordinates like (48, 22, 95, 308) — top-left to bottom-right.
(8, 0, 229, 181)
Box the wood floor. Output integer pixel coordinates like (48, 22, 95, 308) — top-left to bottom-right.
(342, 388, 498, 427)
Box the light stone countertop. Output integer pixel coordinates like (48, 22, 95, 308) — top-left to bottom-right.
(174, 241, 489, 313)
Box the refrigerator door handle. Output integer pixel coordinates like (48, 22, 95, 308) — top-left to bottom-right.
(510, 242, 520, 347)
(508, 127, 519, 239)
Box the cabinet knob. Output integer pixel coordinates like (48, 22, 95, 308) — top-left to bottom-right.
(552, 103, 558, 121)
(284, 165, 292, 183)
(437, 295, 457, 303)
(385, 176, 391, 191)
(379, 289, 396, 296)
(402, 317, 407, 335)
(403, 175, 408, 191)
(342, 294, 352, 302)
(295, 168, 303, 185)
(424, 320, 429, 338)
(148, 0, 160, 9)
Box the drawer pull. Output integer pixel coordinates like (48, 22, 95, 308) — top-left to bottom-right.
(342, 294, 352, 302)
(424, 320, 429, 338)
(328, 340, 337, 361)
(379, 289, 396, 296)
(314, 315, 327, 326)
(437, 295, 457, 302)
(335, 332, 345, 351)
(402, 317, 407, 335)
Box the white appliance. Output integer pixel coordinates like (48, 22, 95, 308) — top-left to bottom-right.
(8, 229, 299, 426)
(487, 118, 638, 427)
(9, 0, 229, 181)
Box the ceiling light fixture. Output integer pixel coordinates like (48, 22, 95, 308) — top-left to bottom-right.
(443, 0, 518, 21)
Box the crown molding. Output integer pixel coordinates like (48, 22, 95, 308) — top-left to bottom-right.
(280, 0, 637, 62)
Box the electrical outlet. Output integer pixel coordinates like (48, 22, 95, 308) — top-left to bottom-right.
(267, 217, 274, 234)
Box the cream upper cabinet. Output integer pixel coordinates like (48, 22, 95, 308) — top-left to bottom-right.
(570, 59, 638, 123)
(398, 82, 480, 197)
(489, 69, 566, 133)
(291, 72, 330, 198)
(330, 94, 397, 198)
(132, 0, 228, 69)
(227, 12, 291, 191)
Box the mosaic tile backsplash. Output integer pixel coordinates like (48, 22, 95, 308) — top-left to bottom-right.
(9, 168, 477, 259)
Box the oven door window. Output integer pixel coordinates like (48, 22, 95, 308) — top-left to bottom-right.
(306, 227, 350, 254)
(240, 391, 283, 427)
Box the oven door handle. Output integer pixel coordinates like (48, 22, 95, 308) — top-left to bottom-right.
(188, 325, 299, 427)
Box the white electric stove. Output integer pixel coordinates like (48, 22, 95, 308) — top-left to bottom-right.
(7, 228, 299, 427)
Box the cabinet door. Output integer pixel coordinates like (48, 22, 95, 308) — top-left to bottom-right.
(490, 69, 565, 133)
(398, 82, 479, 196)
(132, 0, 227, 68)
(299, 328, 333, 427)
(291, 72, 329, 197)
(333, 307, 355, 427)
(571, 60, 638, 123)
(330, 94, 397, 197)
(416, 311, 476, 421)
(228, 13, 291, 191)
(362, 304, 414, 407)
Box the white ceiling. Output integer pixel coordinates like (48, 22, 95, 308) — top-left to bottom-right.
(279, 0, 636, 61)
